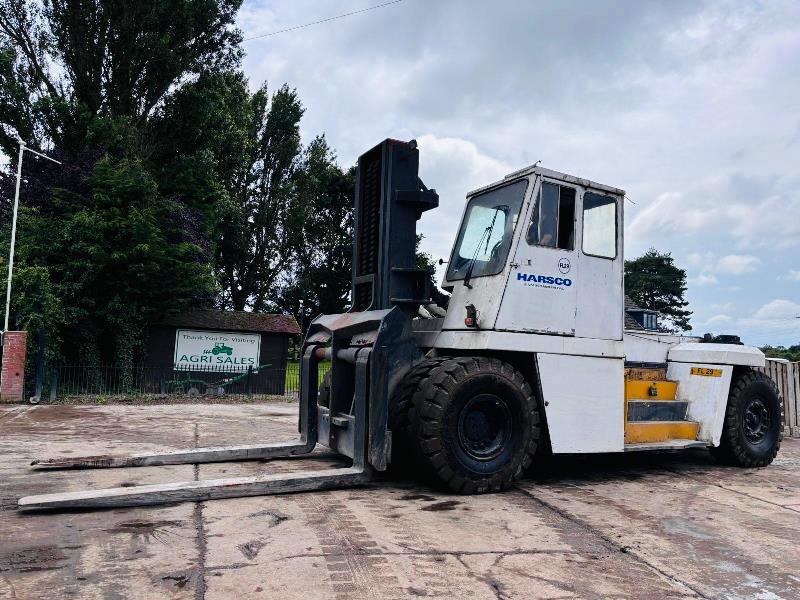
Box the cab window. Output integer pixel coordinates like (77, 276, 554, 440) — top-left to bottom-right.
(582, 192, 617, 258)
(526, 182, 575, 250)
(446, 179, 528, 281)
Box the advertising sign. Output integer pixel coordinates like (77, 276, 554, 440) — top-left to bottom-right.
(174, 329, 261, 371)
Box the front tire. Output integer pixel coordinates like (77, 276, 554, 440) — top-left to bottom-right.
(711, 369, 782, 467)
(408, 357, 540, 494)
(388, 358, 450, 472)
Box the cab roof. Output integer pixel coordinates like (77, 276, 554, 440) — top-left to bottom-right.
(467, 165, 626, 198)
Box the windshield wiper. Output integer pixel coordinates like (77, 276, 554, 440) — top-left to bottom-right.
(463, 205, 507, 289)
(462, 226, 489, 289)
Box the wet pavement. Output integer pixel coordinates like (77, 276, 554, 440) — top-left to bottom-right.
(1, 403, 798, 599)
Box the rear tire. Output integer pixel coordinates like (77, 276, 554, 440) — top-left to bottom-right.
(711, 369, 782, 467)
(408, 357, 540, 494)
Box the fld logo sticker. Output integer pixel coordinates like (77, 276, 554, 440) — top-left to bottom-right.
(558, 257, 571, 274)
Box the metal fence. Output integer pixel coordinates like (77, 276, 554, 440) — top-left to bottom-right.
(33, 359, 798, 423)
(758, 359, 800, 437)
(34, 361, 330, 402)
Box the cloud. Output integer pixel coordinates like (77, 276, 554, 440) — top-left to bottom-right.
(714, 254, 761, 275)
(690, 273, 718, 286)
(416, 135, 511, 190)
(687, 253, 759, 287)
(687, 252, 714, 267)
(627, 174, 800, 251)
(712, 298, 800, 346)
(711, 301, 735, 311)
(752, 299, 800, 320)
(627, 192, 716, 242)
(736, 299, 800, 345)
(779, 269, 800, 281)
(415, 134, 513, 266)
(705, 314, 733, 325)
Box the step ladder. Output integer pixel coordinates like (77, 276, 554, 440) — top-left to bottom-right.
(624, 366, 705, 450)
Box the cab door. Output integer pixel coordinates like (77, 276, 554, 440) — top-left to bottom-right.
(574, 189, 623, 340)
(495, 177, 580, 335)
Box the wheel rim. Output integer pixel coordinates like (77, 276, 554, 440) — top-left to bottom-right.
(743, 397, 771, 444)
(457, 393, 512, 461)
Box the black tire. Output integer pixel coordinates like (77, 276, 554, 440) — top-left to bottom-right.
(711, 369, 782, 467)
(408, 357, 540, 494)
(388, 357, 450, 472)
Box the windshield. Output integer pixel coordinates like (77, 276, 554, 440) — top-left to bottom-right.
(446, 179, 528, 281)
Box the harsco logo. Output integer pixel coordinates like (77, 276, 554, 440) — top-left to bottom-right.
(517, 272, 572, 286)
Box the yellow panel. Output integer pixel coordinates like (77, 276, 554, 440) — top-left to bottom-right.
(624, 421, 699, 444)
(625, 380, 678, 401)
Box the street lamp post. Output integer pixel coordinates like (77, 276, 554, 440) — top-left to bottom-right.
(3, 139, 61, 338)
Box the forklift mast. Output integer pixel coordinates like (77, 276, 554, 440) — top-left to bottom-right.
(301, 139, 439, 471)
(352, 139, 439, 314)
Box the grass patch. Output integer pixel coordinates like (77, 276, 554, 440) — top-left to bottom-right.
(285, 360, 330, 391)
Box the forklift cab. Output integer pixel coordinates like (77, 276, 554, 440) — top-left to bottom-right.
(442, 168, 625, 341)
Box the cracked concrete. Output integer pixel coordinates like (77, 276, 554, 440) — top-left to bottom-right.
(0, 403, 798, 599)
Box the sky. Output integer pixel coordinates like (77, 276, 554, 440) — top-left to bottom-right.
(237, 0, 800, 346)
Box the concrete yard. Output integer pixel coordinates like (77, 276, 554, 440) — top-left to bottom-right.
(1, 403, 799, 600)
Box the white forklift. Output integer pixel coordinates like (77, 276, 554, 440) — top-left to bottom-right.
(18, 139, 782, 510)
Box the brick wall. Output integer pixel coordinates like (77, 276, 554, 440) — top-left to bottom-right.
(1, 331, 27, 403)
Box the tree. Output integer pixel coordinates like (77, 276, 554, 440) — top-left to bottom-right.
(0, 0, 241, 154)
(208, 83, 307, 311)
(148, 70, 253, 235)
(7, 155, 213, 374)
(0, 0, 241, 365)
(415, 234, 437, 273)
(7, 263, 64, 362)
(151, 72, 354, 319)
(760, 344, 800, 362)
(625, 248, 691, 332)
(276, 138, 355, 330)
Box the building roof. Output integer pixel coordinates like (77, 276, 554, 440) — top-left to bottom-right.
(624, 295, 645, 330)
(158, 310, 301, 335)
